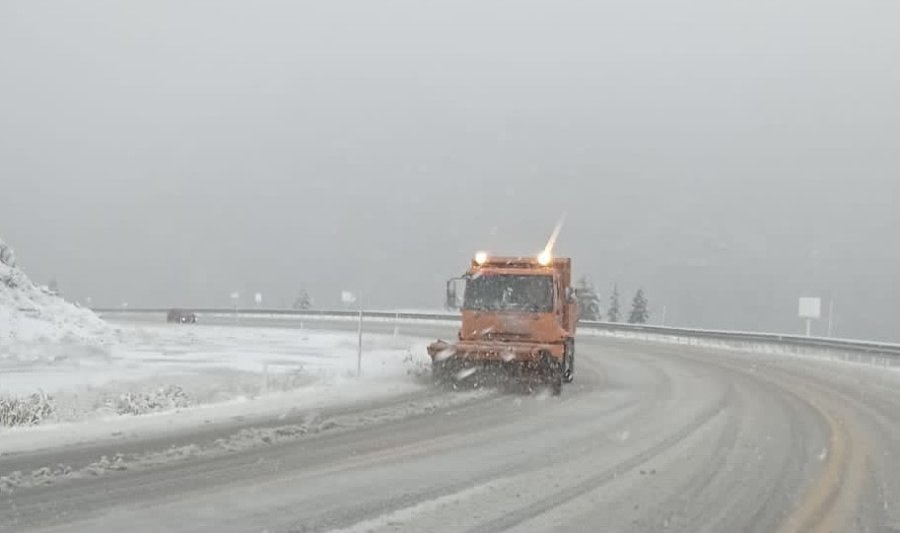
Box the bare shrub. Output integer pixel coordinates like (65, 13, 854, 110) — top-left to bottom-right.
(107, 385, 191, 416)
(0, 391, 54, 426)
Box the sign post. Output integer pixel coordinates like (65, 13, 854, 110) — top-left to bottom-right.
(357, 292, 363, 377)
(798, 297, 821, 337)
(827, 298, 835, 337)
(230, 291, 240, 324)
(342, 290, 363, 376)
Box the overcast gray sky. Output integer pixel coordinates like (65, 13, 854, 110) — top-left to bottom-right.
(1, 0, 897, 340)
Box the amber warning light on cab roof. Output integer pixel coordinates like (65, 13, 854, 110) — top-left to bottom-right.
(537, 249, 552, 266)
(473, 250, 554, 267)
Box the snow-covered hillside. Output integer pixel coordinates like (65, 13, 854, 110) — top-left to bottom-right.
(0, 237, 114, 360)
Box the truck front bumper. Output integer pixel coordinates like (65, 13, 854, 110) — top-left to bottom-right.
(427, 339, 564, 363)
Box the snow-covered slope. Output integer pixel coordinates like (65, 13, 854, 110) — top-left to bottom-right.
(0, 238, 113, 360)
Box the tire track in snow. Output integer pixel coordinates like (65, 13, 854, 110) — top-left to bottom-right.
(464, 384, 732, 533)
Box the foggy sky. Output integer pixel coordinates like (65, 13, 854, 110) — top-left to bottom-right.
(1, 1, 898, 340)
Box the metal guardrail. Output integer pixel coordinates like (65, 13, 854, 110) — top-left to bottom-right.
(578, 320, 900, 357)
(95, 307, 900, 359)
(96, 308, 457, 321)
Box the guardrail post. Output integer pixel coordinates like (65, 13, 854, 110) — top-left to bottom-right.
(357, 292, 363, 377)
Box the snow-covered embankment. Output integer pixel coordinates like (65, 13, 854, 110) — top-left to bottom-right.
(1, 237, 431, 439)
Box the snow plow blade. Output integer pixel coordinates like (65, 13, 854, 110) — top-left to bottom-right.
(427, 339, 565, 395)
(427, 339, 564, 363)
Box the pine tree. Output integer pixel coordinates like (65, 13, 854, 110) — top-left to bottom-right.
(293, 289, 312, 310)
(628, 288, 649, 324)
(575, 276, 602, 321)
(608, 284, 621, 322)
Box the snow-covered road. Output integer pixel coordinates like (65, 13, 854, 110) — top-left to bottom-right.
(3, 318, 900, 532)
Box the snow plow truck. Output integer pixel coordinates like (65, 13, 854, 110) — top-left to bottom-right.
(427, 251, 578, 395)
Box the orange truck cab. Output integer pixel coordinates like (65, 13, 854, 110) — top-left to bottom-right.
(427, 253, 578, 395)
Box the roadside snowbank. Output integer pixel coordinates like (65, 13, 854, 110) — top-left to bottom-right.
(3, 323, 430, 393)
(0, 384, 491, 496)
(0, 375, 430, 457)
(1, 320, 432, 429)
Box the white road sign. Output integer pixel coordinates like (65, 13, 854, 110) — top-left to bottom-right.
(798, 297, 821, 319)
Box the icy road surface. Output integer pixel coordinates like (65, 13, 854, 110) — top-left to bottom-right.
(2, 317, 900, 532)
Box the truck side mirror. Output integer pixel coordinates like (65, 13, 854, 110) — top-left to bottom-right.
(446, 279, 457, 309)
(565, 286, 576, 303)
(445, 277, 466, 310)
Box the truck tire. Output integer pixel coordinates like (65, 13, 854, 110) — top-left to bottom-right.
(541, 352, 563, 396)
(563, 338, 575, 383)
(551, 372, 563, 396)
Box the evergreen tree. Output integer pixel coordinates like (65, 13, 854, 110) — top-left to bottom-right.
(575, 276, 602, 321)
(608, 284, 621, 322)
(293, 289, 312, 310)
(628, 288, 649, 324)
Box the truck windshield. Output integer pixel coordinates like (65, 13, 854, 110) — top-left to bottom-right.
(463, 274, 554, 312)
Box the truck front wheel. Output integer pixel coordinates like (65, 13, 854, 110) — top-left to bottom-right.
(541, 352, 563, 396)
(551, 371, 563, 396)
(563, 338, 575, 383)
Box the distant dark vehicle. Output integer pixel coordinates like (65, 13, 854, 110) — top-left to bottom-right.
(166, 309, 197, 324)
